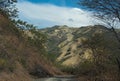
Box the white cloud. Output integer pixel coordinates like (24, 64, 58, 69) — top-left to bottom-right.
(17, 1, 96, 28)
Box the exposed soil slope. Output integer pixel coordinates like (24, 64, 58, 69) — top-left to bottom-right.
(0, 14, 62, 81)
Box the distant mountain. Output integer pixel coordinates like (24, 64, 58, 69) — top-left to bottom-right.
(41, 25, 120, 67)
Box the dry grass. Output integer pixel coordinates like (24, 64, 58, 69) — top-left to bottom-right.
(0, 14, 62, 81)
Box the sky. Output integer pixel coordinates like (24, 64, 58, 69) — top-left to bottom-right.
(17, 0, 97, 28)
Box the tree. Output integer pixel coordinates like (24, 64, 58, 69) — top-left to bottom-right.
(15, 19, 47, 50)
(79, 1, 120, 76)
(0, 0, 18, 18)
(83, 33, 109, 71)
(81, 32, 120, 80)
(78, 0, 120, 44)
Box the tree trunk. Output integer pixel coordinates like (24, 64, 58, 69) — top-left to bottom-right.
(111, 27, 120, 48)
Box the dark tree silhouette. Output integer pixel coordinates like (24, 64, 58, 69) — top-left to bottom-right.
(79, 0, 120, 78)
(0, 0, 18, 18)
(79, 0, 120, 44)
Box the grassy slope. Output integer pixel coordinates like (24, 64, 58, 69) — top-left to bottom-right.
(0, 14, 62, 81)
(41, 25, 120, 81)
(41, 25, 120, 66)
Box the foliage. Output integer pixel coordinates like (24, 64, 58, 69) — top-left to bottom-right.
(79, 32, 120, 80)
(0, 1, 59, 80)
(0, 0, 18, 18)
(79, 1, 120, 79)
(79, 0, 120, 24)
(79, 0, 120, 45)
(0, 51, 16, 72)
(0, 0, 47, 50)
(13, 19, 47, 50)
(82, 33, 109, 71)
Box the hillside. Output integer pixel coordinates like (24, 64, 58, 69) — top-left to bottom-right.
(1, 14, 119, 81)
(0, 14, 62, 81)
(41, 25, 120, 67)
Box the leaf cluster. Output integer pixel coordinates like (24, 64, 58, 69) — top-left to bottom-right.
(14, 19, 47, 49)
(0, 0, 18, 18)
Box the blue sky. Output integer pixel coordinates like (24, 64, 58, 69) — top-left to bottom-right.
(26, 0, 80, 7)
(17, 0, 97, 28)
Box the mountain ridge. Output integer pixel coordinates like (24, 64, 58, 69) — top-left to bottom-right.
(40, 25, 120, 66)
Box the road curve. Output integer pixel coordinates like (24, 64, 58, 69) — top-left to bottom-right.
(33, 75, 78, 81)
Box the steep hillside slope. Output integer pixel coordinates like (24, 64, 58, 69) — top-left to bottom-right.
(0, 14, 62, 81)
(41, 25, 120, 67)
(41, 25, 77, 56)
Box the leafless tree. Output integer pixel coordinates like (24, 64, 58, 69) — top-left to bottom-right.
(79, 0, 120, 43)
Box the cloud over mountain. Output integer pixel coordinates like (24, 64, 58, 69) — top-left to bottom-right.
(17, 1, 96, 28)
